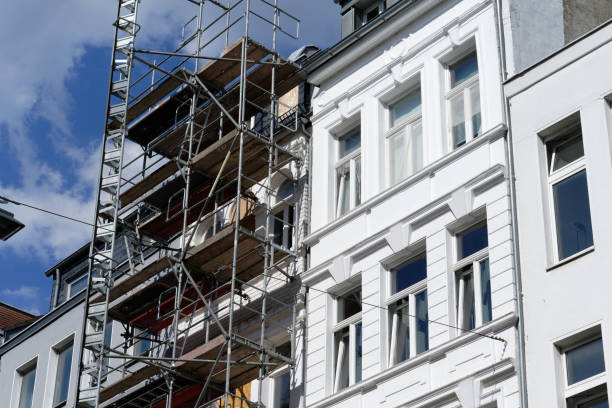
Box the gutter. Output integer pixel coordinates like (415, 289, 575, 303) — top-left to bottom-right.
(493, 1, 528, 406)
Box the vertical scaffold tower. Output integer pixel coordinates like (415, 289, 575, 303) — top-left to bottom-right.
(75, 0, 308, 406)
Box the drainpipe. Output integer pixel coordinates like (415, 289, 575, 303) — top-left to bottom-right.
(493, 1, 528, 406)
(52, 268, 61, 309)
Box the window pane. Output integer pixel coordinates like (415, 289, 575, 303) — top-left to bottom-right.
(458, 270, 475, 331)
(69, 274, 87, 297)
(451, 52, 478, 87)
(340, 130, 361, 158)
(134, 329, 151, 356)
(287, 206, 294, 249)
(274, 210, 284, 246)
(553, 170, 593, 259)
(394, 254, 427, 293)
(334, 328, 349, 390)
(355, 157, 361, 207)
(480, 258, 492, 325)
(18, 365, 36, 408)
(53, 344, 73, 406)
(458, 222, 488, 259)
(451, 93, 466, 148)
(391, 89, 421, 127)
(577, 396, 609, 408)
(339, 289, 361, 321)
(415, 290, 429, 354)
(393, 302, 410, 363)
(277, 179, 294, 201)
(336, 163, 350, 216)
(411, 120, 423, 173)
(470, 83, 481, 138)
(552, 134, 584, 172)
(389, 131, 406, 185)
(278, 371, 291, 408)
(355, 322, 362, 383)
(566, 337, 606, 385)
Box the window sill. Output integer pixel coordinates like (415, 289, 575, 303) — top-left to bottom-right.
(546, 246, 594, 272)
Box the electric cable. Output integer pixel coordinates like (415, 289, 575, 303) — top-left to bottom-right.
(0, 194, 507, 344)
(0, 195, 94, 227)
(264, 269, 507, 344)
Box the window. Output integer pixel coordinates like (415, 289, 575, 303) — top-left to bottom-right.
(547, 130, 593, 260)
(561, 333, 608, 407)
(17, 362, 36, 408)
(455, 221, 492, 332)
(333, 288, 362, 391)
(447, 51, 481, 149)
(387, 87, 423, 185)
(68, 274, 87, 298)
(133, 328, 151, 357)
(273, 179, 295, 249)
(101, 320, 113, 378)
(336, 128, 361, 217)
(272, 370, 291, 408)
(53, 342, 73, 407)
(387, 253, 428, 365)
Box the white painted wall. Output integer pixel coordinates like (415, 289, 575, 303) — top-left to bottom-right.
(506, 21, 612, 408)
(305, 0, 519, 407)
(0, 305, 84, 408)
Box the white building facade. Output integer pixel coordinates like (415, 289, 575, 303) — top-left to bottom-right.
(303, 1, 522, 407)
(505, 20, 612, 408)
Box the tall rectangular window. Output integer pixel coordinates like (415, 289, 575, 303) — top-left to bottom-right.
(274, 371, 291, 408)
(273, 179, 295, 250)
(561, 331, 608, 407)
(387, 87, 424, 185)
(336, 128, 361, 218)
(447, 51, 481, 149)
(547, 129, 593, 260)
(455, 221, 492, 332)
(53, 342, 73, 407)
(387, 253, 428, 365)
(333, 288, 362, 391)
(68, 274, 87, 298)
(17, 363, 37, 408)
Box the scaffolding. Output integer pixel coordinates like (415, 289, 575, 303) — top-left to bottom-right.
(75, 0, 309, 406)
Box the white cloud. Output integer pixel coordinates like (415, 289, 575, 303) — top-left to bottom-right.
(0, 0, 336, 265)
(1, 285, 39, 300)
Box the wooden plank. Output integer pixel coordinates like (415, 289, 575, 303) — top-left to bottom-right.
(120, 161, 177, 207)
(126, 75, 183, 124)
(99, 364, 160, 403)
(91, 257, 173, 304)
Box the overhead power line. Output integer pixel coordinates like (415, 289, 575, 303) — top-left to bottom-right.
(0, 194, 506, 345)
(0, 195, 94, 227)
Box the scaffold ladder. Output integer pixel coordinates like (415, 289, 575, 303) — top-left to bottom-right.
(76, 0, 140, 406)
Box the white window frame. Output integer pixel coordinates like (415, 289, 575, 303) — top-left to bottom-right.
(335, 128, 361, 218)
(386, 273, 427, 366)
(68, 274, 87, 298)
(546, 131, 591, 262)
(455, 247, 490, 331)
(385, 88, 423, 186)
(561, 336, 607, 403)
(446, 51, 481, 150)
(268, 365, 291, 408)
(51, 337, 74, 408)
(332, 288, 362, 392)
(15, 358, 37, 408)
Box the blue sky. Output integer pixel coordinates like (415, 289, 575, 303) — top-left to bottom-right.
(0, 0, 339, 315)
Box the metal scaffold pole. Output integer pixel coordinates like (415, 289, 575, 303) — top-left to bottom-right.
(74, 0, 305, 406)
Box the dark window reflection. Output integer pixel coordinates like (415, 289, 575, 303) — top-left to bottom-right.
(553, 170, 593, 259)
